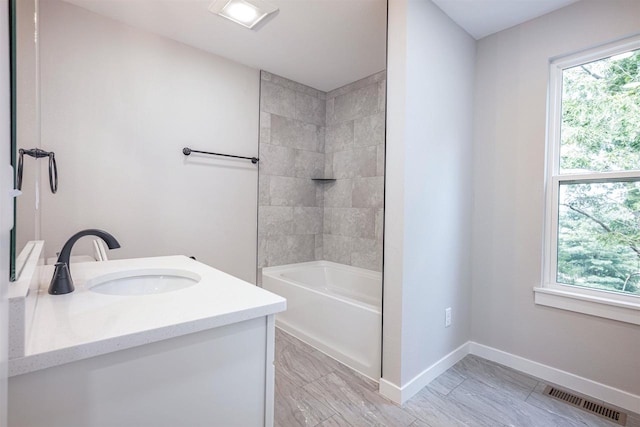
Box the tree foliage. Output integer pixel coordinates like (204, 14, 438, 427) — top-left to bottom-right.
(558, 49, 640, 295)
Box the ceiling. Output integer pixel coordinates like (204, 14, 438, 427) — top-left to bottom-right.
(64, 0, 388, 92)
(63, 0, 579, 92)
(432, 0, 580, 40)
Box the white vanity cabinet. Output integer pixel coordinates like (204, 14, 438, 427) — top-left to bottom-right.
(9, 315, 277, 427)
(7, 253, 285, 427)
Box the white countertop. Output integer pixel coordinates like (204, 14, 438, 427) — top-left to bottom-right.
(9, 255, 286, 377)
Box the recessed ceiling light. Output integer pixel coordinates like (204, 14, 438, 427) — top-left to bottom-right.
(209, 0, 278, 29)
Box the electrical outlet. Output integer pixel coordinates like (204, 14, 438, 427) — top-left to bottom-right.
(445, 307, 452, 327)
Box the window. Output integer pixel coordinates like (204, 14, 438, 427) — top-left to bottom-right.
(535, 36, 640, 324)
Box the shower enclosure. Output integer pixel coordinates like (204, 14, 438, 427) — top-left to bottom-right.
(257, 70, 386, 379)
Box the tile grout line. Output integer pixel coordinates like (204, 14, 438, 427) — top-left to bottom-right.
(444, 375, 466, 397)
(445, 386, 516, 427)
(524, 381, 539, 402)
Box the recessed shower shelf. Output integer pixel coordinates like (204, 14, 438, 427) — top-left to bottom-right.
(311, 178, 336, 182)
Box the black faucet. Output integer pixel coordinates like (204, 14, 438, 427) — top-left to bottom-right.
(49, 229, 121, 295)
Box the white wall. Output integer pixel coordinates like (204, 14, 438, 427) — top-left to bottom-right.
(31, 0, 260, 282)
(472, 0, 640, 396)
(383, 0, 475, 391)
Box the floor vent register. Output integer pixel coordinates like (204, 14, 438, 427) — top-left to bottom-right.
(544, 385, 627, 426)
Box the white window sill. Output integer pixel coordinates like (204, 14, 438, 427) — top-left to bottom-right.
(534, 286, 640, 326)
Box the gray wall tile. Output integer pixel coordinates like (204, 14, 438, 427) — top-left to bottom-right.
(296, 92, 326, 126)
(351, 209, 376, 239)
(260, 111, 271, 129)
(324, 153, 334, 178)
(259, 175, 270, 205)
(323, 234, 351, 265)
(333, 84, 379, 123)
(271, 115, 319, 151)
(351, 237, 382, 271)
(354, 112, 385, 147)
(261, 81, 296, 118)
(378, 80, 386, 112)
(264, 234, 316, 267)
(317, 126, 326, 153)
(352, 177, 384, 208)
(259, 72, 385, 271)
(326, 98, 336, 125)
(315, 235, 323, 261)
(333, 146, 377, 179)
(316, 185, 325, 207)
(326, 122, 354, 153)
(294, 207, 323, 235)
(259, 206, 294, 236)
(265, 71, 324, 99)
(260, 144, 296, 176)
(270, 176, 318, 207)
(375, 209, 384, 242)
(323, 208, 335, 234)
(258, 239, 267, 269)
(325, 208, 375, 239)
(260, 127, 271, 145)
(377, 145, 385, 176)
(324, 179, 353, 208)
(295, 150, 324, 179)
(326, 70, 387, 100)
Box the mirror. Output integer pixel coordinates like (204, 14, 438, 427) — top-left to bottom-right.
(12, 0, 387, 285)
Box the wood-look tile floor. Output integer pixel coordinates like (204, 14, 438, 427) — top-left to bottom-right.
(274, 329, 640, 427)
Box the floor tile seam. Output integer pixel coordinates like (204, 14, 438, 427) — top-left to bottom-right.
(274, 365, 323, 389)
(300, 369, 340, 396)
(451, 365, 468, 380)
(445, 379, 523, 427)
(317, 365, 379, 395)
(464, 372, 535, 400)
(467, 356, 541, 389)
(425, 383, 451, 397)
(328, 366, 380, 392)
(409, 382, 506, 427)
(408, 419, 437, 427)
(439, 372, 468, 397)
(310, 411, 342, 427)
(524, 381, 539, 401)
(466, 364, 539, 392)
(393, 405, 427, 427)
(444, 379, 464, 397)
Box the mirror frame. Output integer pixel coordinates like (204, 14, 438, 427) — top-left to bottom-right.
(9, 0, 16, 281)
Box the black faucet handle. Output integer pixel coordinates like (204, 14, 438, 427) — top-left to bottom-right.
(48, 262, 75, 295)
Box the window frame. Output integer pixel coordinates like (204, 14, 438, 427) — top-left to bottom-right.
(535, 35, 640, 325)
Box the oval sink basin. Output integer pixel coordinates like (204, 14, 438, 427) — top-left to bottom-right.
(87, 269, 201, 296)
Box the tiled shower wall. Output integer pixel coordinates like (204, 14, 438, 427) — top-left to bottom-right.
(323, 72, 386, 271)
(258, 72, 326, 272)
(258, 70, 385, 275)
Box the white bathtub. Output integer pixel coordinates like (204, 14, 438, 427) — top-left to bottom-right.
(262, 260, 381, 380)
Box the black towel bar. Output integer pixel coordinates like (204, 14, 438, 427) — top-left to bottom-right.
(182, 147, 259, 164)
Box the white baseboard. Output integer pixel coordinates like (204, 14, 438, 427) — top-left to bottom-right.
(469, 342, 640, 414)
(379, 341, 640, 414)
(378, 342, 469, 405)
